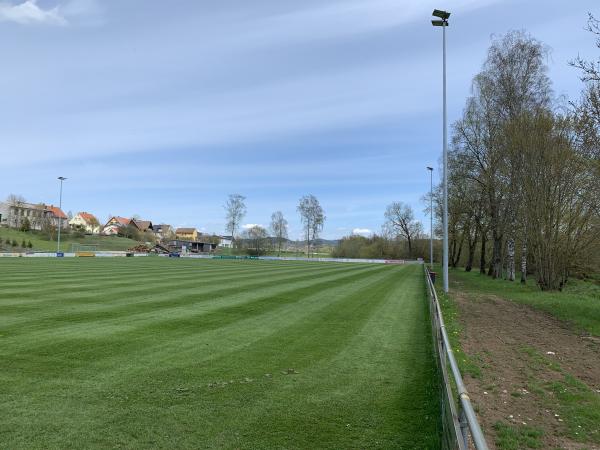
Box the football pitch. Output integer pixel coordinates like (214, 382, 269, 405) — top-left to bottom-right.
(0, 258, 440, 449)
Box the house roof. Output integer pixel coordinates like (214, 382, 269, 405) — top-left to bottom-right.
(104, 216, 130, 227)
(77, 212, 98, 224)
(176, 227, 197, 234)
(45, 205, 67, 219)
(154, 224, 172, 232)
(131, 219, 153, 232)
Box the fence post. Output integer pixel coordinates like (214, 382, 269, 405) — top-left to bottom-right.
(459, 406, 469, 449)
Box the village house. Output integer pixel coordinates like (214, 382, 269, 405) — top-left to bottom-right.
(69, 212, 100, 234)
(102, 216, 130, 235)
(0, 202, 6, 226)
(130, 219, 153, 233)
(0, 201, 67, 230)
(167, 239, 218, 254)
(153, 224, 174, 241)
(219, 235, 234, 248)
(45, 205, 68, 229)
(175, 227, 198, 241)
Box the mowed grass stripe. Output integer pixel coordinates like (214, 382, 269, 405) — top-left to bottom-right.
(0, 260, 358, 317)
(0, 259, 342, 298)
(77, 266, 411, 449)
(0, 258, 340, 282)
(233, 264, 439, 448)
(2, 262, 392, 401)
(2, 264, 388, 367)
(0, 259, 440, 449)
(93, 265, 437, 449)
(97, 263, 399, 375)
(0, 263, 380, 333)
(0, 261, 318, 299)
(0, 260, 362, 306)
(4, 264, 403, 423)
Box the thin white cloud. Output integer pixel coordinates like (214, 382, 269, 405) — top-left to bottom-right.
(62, 0, 100, 16)
(249, 0, 501, 47)
(0, 0, 66, 25)
(0, 0, 501, 165)
(352, 228, 372, 236)
(61, 0, 103, 25)
(1, 56, 437, 165)
(242, 223, 263, 230)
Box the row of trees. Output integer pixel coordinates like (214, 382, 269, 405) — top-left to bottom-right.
(440, 23, 600, 290)
(223, 193, 326, 256)
(332, 234, 432, 260)
(332, 201, 428, 260)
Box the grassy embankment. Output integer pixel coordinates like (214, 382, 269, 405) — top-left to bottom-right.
(439, 268, 600, 449)
(0, 228, 138, 252)
(450, 269, 600, 336)
(0, 258, 440, 449)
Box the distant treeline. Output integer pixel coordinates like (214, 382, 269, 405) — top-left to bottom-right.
(332, 235, 433, 261)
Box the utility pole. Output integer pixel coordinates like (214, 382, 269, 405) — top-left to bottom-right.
(427, 166, 434, 268)
(57, 177, 67, 254)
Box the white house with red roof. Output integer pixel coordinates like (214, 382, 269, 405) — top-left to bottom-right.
(102, 216, 130, 235)
(44, 205, 68, 229)
(69, 212, 100, 234)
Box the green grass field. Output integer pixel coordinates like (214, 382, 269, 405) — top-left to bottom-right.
(0, 258, 439, 449)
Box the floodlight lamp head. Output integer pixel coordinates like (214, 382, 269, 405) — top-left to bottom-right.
(427, 167, 433, 171)
(58, 176, 67, 181)
(432, 9, 450, 20)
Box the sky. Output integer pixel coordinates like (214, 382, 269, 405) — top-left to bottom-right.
(0, 0, 597, 240)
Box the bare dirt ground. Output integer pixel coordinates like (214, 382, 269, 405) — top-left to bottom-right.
(451, 283, 600, 449)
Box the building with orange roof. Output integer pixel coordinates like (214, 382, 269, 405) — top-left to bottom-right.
(69, 212, 101, 234)
(44, 204, 68, 229)
(102, 216, 131, 235)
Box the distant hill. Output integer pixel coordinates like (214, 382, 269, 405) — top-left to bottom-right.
(314, 238, 339, 246)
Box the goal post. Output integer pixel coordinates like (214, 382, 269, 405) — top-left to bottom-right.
(70, 243, 99, 253)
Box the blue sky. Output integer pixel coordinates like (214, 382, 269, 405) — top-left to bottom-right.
(0, 0, 597, 239)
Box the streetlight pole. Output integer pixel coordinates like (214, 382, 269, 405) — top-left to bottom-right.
(427, 167, 433, 268)
(57, 177, 67, 254)
(432, 9, 450, 293)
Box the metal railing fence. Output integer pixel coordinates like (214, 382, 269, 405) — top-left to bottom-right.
(425, 266, 489, 450)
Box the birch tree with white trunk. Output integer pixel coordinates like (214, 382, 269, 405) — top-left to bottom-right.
(297, 195, 325, 258)
(270, 211, 288, 256)
(224, 194, 246, 244)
